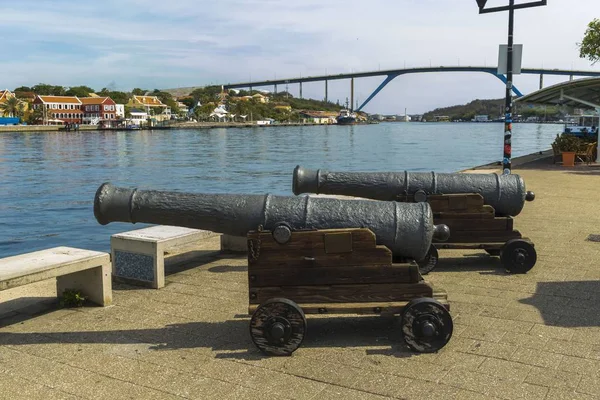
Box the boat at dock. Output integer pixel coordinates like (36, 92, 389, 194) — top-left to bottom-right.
(336, 109, 357, 125)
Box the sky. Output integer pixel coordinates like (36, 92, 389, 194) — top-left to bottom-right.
(1, 0, 598, 114)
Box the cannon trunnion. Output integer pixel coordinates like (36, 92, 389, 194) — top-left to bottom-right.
(292, 166, 537, 274)
(246, 227, 453, 356)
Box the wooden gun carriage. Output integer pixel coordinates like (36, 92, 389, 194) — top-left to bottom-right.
(246, 226, 453, 356)
(397, 192, 537, 274)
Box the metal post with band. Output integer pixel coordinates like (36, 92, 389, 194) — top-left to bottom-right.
(476, 0, 548, 174)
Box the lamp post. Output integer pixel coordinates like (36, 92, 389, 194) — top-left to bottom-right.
(476, 0, 547, 175)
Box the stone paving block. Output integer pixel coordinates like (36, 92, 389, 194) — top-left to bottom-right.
(224, 385, 291, 400)
(489, 318, 535, 334)
(545, 388, 598, 400)
(401, 380, 461, 400)
(477, 358, 532, 382)
(440, 368, 497, 395)
(453, 313, 498, 329)
(509, 347, 563, 369)
(313, 361, 365, 387)
(433, 350, 486, 371)
(485, 380, 548, 400)
(478, 305, 523, 320)
(462, 340, 517, 360)
(543, 338, 592, 359)
(317, 385, 392, 400)
(267, 373, 331, 400)
(570, 328, 600, 346)
(0, 371, 79, 400)
(559, 355, 600, 376)
(498, 331, 548, 350)
(530, 324, 575, 341)
(577, 375, 600, 397)
(458, 325, 506, 343)
(348, 370, 413, 398)
(525, 366, 581, 390)
(455, 389, 502, 400)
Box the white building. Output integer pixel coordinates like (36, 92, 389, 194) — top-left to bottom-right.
(115, 104, 125, 119)
(129, 109, 148, 125)
(474, 115, 489, 122)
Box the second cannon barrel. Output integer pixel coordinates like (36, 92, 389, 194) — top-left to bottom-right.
(94, 183, 449, 261)
(292, 166, 535, 217)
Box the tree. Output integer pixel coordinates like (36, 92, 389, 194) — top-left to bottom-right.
(579, 19, 600, 64)
(0, 97, 24, 118)
(27, 107, 44, 125)
(31, 84, 54, 95)
(65, 86, 95, 97)
(13, 86, 31, 92)
(132, 88, 146, 96)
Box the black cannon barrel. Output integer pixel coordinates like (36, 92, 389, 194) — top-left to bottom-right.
(292, 166, 535, 217)
(94, 183, 450, 261)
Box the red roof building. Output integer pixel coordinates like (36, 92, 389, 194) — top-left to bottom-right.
(32, 95, 83, 125)
(79, 97, 117, 126)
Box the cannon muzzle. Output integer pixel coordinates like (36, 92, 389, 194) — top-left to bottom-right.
(292, 165, 532, 217)
(94, 182, 448, 261)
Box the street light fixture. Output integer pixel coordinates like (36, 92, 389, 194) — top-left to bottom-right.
(476, 0, 547, 175)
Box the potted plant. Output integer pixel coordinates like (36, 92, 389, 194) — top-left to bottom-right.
(552, 134, 583, 167)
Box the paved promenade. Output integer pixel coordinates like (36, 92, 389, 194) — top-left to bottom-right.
(1, 156, 599, 400)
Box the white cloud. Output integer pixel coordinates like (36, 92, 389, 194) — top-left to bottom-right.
(1, 0, 598, 113)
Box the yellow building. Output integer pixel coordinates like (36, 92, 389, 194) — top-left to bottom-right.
(0, 89, 28, 117)
(127, 95, 171, 122)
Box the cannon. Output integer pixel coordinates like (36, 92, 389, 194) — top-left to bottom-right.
(292, 166, 537, 274)
(94, 183, 453, 355)
(94, 183, 450, 261)
(293, 166, 535, 217)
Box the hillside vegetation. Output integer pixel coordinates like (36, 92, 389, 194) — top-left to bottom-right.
(422, 98, 572, 121)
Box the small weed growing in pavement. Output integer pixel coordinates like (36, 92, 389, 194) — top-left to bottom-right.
(60, 289, 87, 308)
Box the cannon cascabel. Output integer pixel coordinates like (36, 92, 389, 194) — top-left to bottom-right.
(293, 166, 535, 217)
(94, 183, 448, 261)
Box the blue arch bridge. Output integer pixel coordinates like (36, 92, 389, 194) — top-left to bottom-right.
(221, 66, 600, 112)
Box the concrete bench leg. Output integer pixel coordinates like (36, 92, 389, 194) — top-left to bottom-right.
(56, 263, 112, 306)
(111, 241, 164, 289)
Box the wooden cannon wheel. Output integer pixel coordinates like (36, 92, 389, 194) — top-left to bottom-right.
(500, 239, 537, 274)
(249, 298, 307, 356)
(400, 297, 453, 353)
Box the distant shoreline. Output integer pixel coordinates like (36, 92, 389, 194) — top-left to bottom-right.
(0, 120, 564, 133)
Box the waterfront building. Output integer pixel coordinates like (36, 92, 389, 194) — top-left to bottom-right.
(79, 97, 117, 126)
(298, 111, 337, 124)
(127, 95, 171, 121)
(129, 109, 149, 126)
(473, 115, 489, 122)
(0, 90, 29, 117)
(32, 95, 83, 125)
(0, 90, 15, 107)
(176, 101, 189, 115)
(115, 104, 125, 119)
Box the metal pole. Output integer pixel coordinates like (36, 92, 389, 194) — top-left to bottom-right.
(350, 78, 354, 112)
(503, 0, 515, 175)
(325, 80, 328, 103)
(299, 82, 303, 99)
(539, 74, 544, 90)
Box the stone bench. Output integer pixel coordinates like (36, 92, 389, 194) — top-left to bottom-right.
(0, 247, 112, 307)
(111, 225, 217, 289)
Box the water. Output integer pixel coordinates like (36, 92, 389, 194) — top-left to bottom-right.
(0, 122, 558, 257)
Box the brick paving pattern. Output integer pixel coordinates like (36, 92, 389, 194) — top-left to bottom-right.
(0, 158, 599, 399)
